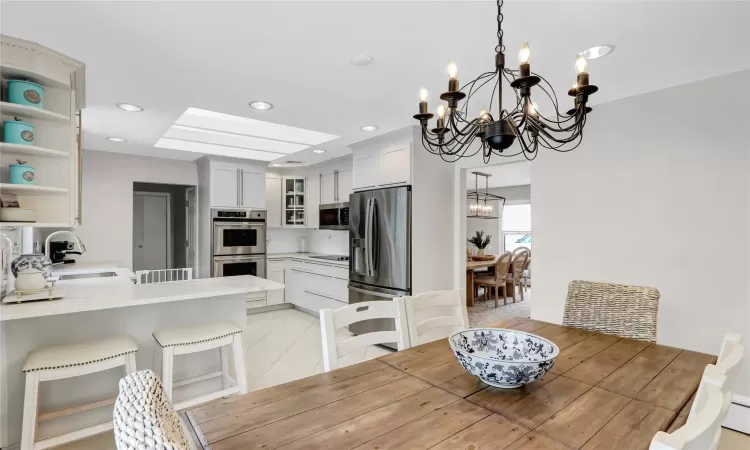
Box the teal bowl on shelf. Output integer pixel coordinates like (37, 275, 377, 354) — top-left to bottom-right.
(3, 120, 34, 145)
(7, 80, 45, 108)
(9, 163, 35, 184)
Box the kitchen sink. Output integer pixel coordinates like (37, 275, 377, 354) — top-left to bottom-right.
(58, 271, 118, 280)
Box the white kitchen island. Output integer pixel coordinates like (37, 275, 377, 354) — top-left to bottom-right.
(0, 274, 283, 448)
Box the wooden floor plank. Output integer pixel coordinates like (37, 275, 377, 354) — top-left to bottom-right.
(580, 400, 676, 450)
(635, 350, 716, 411)
(495, 376, 592, 429)
(211, 377, 435, 450)
(352, 400, 492, 450)
(596, 344, 681, 398)
(535, 387, 631, 449)
(438, 373, 488, 398)
(563, 339, 649, 386)
(413, 360, 468, 386)
(549, 334, 620, 375)
(430, 413, 530, 450)
(200, 367, 406, 444)
(276, 388, 459, 450)
(466, 372, 559, 416)
(505, 432, 573, 450)
(190, 359, 388, 424)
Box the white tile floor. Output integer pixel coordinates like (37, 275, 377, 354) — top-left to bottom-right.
(244, 307, 393, 391)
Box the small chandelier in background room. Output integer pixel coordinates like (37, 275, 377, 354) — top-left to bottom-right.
(467, 172, 505, 219)
(413, 0, 599, 163)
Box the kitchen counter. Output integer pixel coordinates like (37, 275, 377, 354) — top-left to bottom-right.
(0, 275, 283, 321)
(267, 252, 349, 267)
(0, 274, 284, 447)
(49, 261, 135, 280)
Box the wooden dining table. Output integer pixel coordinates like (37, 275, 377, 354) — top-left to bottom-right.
(186, 317, 714, 450)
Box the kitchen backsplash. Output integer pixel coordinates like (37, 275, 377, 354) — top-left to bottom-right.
(267, 228, 348, 255)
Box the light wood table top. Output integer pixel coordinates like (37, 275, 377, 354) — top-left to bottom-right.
(465, 256, 499, 270)
(186, 318, 714, 450)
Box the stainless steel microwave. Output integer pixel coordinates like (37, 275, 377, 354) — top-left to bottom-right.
(319, 202, 349, 230)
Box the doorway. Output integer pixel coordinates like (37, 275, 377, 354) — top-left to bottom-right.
(133, 182, 197, 273)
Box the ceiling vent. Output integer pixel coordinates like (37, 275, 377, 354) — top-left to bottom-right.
(284, 160, 303, 164)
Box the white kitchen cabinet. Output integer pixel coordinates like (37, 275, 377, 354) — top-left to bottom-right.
(337, 168, 353, 202)
(353, 147, 379, 191)
(320, 171, 336, 205)
(211, 167, 240, 208)
(265, 175, 282, 227)
(241, 168, 265, 208)
(283, 177, 306, 227)
(282, 258, 348, 314)
(266, 259, 285, 305)
(377, 145, 411, 187)
(306, 170, 320, 229)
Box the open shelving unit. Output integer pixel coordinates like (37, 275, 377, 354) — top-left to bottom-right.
(0, 34, 85, 230)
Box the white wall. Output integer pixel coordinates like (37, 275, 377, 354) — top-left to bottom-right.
(73, 151, 198, 269)
(532, 71, 750, 396)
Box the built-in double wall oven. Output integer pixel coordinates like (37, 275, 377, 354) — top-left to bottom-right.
(211, 208, 266, 278)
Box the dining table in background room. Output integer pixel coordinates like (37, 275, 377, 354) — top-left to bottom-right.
(185, 317, 714, 450)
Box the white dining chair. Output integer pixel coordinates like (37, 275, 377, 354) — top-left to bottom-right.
(113, 370, 196, 450)
(689, 332, 743, 418)
(650, 368, 732, 450)
(403, 290, 468, 346)
(320, 299, 409, 372)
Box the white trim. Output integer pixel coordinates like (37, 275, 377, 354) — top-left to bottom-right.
(724, 394, 750, 434)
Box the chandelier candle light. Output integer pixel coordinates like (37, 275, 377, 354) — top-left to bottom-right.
(413, 0, 599, 163)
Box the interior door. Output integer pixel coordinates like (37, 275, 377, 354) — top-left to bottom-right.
(212, 167, 239, 207)
(133, 192, 170, 271)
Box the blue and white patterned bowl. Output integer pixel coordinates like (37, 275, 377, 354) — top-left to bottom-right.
(449, 328, 560, 388)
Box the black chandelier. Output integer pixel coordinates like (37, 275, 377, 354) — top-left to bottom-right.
(413, 0, 598, 163)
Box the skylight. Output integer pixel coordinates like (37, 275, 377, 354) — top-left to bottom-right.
(154, 107, 339, 161)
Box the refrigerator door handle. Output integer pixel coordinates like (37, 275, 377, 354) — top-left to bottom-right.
(370, 198, 379, 274)
(349, 286, 397, 299)
(364, 197, 373, 277)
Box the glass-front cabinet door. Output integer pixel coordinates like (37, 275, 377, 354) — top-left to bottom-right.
(283, 177, 306, 227)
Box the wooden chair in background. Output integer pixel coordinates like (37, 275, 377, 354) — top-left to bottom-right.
(509, 248, 530, 302)
(474, 252, 512, 307)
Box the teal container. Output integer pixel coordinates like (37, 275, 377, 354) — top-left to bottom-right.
(9, 163, 35, 185)
(3, 120, 34, 145)
(7, 80, 45, 108)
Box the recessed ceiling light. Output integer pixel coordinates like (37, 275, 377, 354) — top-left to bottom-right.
(351, 54, 374, 67)
(106, 137, 126, 142)
(116, 103, 143, 112)
(361, 125, 379, 131)
(271, 163, 282, 167)
(578, 45, 615, 60)
(312, 149, 327, 154)
(249, 101, 273, 110)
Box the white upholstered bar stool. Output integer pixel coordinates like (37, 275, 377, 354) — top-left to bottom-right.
(152, 321, 247, 411)
(20, 336, 138, 450)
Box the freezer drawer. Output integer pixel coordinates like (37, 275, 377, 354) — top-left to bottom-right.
(347, 283, 409, 349)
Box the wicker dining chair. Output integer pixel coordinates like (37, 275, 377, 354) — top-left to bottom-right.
(562, 280, 660, 342)
(113, 370, 191, 450)
(474, 252, 512, 307)
(509, 248, 530, 302)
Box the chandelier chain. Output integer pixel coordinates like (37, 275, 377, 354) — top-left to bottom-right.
(495, 0, 505, 54)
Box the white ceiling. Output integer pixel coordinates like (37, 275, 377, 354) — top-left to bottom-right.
(2, 1, 748, 166)
(467, 161, 531, 188)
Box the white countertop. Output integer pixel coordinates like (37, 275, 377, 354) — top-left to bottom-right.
(0, 275, 284, 321)
(49, 261, 135, 280)
(267, 252, 349, 267)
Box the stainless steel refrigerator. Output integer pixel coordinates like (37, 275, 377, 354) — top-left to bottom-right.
(348, 185, 411, 341)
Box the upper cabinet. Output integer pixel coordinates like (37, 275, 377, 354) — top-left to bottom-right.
(352, 139, 411, 191)
(265, 174, 282, 227)
(204, 160, 266, 209)
(337, 168, 352, 203)
(0, 35, 86, 228)
(283, 176, 306, 227)
(320, 168, 352, 205)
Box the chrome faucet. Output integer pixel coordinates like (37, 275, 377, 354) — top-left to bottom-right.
(45, 231, 86, 261)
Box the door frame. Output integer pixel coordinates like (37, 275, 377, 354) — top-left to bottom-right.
(185, 186, 197, 275)
(133, 191, 172, 270)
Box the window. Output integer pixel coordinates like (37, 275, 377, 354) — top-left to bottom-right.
(502, 204, 531, 253)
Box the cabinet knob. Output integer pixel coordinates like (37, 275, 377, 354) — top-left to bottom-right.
(138, 245, 143, 248)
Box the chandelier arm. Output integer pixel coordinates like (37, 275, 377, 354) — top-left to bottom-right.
(487, 70, 501, 118)
(536, 108, 586, 134)
(501, 70, 524, 115)
(457, 72, 499, 122)
(533, 82, 583, 125)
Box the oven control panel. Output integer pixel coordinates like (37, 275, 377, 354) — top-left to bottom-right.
(213, 209, 266, 220)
